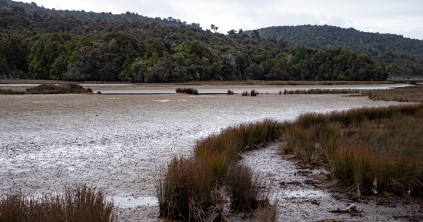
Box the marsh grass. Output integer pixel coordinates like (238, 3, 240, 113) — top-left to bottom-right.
(156, 120, 284, 220)
(367, 85, 423, 102)
(282, 104, 423, 196)
(0, 185, 117, 222)
(176, 88, 199, 95)
(25, 84, 93, 94)
(0, 88, 25, 94)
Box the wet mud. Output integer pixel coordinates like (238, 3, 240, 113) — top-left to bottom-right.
(0, 93, 418, 221)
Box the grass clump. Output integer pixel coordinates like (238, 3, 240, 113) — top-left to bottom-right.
(282, 104, 423, 196)
(242, 91, 249, 96)
(25, 84, 93, 94)
(227, 89, 234, 95)
(250, 89, 258, 96)
(0, 185, 117, 222)
(176, 88, 199, 95)
(0, 88, 25, 94)
(156, 119, 284, 221)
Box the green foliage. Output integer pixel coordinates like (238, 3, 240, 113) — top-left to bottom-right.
(0, 1, 394, 82)
(253, 25, 423, 78)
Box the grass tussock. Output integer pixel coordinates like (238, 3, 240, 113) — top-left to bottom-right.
(0, 185, 117, 222)
(367, 85, 423, 102)
(282, 104, 423, 196)
(25, 84, 93, 94)
(176, 88, 199, 95)
(227, 89, 234, 95)
(156, 119, 283, 221)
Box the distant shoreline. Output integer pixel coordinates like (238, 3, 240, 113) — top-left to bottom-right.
(0, 79, 404, 86)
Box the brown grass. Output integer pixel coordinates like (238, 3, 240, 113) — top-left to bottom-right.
(282, 104, 423, 196)
(0, 88, 26, 94)
(367, 85, 423, 102)
(0, 185, 117, 222)
(156, 119, 284, 221)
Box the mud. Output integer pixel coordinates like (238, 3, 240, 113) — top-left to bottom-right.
(0, 92, 419, 221)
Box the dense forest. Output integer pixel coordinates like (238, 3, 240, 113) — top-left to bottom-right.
(0, 0, 390, 82)
(252, 25, 423, 78)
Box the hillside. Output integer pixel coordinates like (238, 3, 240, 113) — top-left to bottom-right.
(252, 25, 423, 77)
(0, 0, 201, 28)
(0, 1, 391, 82)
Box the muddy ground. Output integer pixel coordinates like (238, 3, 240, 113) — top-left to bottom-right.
(0, 92, 421, 221)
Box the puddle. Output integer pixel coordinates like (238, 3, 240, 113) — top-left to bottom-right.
(112, 196, 158, 208)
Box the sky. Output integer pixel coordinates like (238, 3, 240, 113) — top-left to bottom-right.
(21, 0, 423, 40)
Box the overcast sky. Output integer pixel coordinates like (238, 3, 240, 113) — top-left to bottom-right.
(21, 0, 423, 40)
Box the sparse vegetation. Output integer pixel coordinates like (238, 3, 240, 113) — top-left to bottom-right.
(0, 185, 117, 222)
(176, 88, 199, 95)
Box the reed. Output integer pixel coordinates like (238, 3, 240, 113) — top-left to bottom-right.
(157, 119, 284, 220)
(282, 103, 423, 196)
(0, 185, 117, 222)
(367, 85, 423, 102)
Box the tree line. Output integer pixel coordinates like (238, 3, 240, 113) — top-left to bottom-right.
(0, 2, 388, 82)
(252, 25, 423, 78)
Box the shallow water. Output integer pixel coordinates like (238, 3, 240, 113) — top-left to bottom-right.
(0, 93, 415, 220)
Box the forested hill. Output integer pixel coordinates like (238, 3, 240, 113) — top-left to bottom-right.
(0, 1, 393, 82)
(251, 25, 423, 77)
(0, 0, 201, 28)
(255, 25, 423, 57)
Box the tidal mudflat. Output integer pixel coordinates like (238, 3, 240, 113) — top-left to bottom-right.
(0, 92, 418, 221)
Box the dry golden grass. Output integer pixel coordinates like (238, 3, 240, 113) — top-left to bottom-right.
(0, 185, 117, 222)
(282, 104, 423, 195)
(156, 120, 283, 221)
(367, 85, 423, 102)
